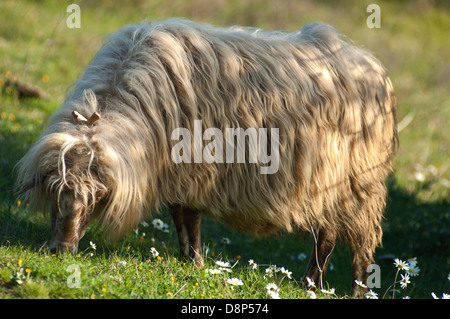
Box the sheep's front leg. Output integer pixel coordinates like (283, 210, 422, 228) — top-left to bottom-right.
(169, 205, 190, 259)
(169, 205, 204, 268)
(183, 207, 204, 268)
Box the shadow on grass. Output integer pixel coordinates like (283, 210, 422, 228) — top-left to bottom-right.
(383, 178, 449, 256)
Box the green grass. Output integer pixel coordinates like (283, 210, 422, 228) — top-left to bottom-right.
(0, 0, 449, 299)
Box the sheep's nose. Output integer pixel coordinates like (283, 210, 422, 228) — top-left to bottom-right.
(50, 244, 79, 255)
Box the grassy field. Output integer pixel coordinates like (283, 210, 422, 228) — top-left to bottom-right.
(0, 0, 449, 299)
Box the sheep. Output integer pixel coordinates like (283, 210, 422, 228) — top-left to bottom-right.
(15, 18, 397, 297)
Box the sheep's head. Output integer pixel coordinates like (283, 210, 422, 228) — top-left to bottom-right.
(46, 138, 107, 254)
(16, 111, 108, 254)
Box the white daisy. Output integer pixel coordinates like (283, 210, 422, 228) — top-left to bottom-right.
(248, 259, 258, 270)
(162, 223, 170, 233)
(354, 280, 367, 288)
(208, 269, 222, 275)
(227, 278, 243, 286)
(321, 288, 336, 295)
(364, 290, 378, 299)
(279, 267, 292, 279)
(215, 260, 230, 268)
(406, 264, 420, 276)
(400, 274, 410, 289)
(152, 218, 164, 230)
(407, 257, 417, 268)
(266, 283, 279, 292)
(394, 258, 409, 271)
(215, 260, 232, 272)
(221, 237, 231, 244)
(268, 290, 281, 299)
(306, 276, 315, 288)
(150, 247, 159, 257)
(306, 290, 316, 299)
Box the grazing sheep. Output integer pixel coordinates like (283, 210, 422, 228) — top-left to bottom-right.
(15, 19, 397, 297)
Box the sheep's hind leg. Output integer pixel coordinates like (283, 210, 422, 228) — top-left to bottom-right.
(350, 243, 372, 298)
(303, 229, 337, 290)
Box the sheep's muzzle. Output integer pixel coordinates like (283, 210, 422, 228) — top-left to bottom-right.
(49, 193, 90, 254)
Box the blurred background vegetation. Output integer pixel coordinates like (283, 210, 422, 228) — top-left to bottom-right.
(0, 0, 449, 298)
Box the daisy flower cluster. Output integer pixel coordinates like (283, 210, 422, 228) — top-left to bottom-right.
(261, 262, 296, 298)
(207, 260, 244, 290)
(266, 283, 280, 299)
(303, 276, 336, 299)
(133, 218, 170, 241)
(151, 218, 170, 233)
(262, 264, 295, 299)
(392, 257, 420, 298)
(264, 264, 292, 279)
(395, 257, 421, 277)
(356, 257, 424, 299)
(208, 260, 234, 274)
(207, 257, 297, 298)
